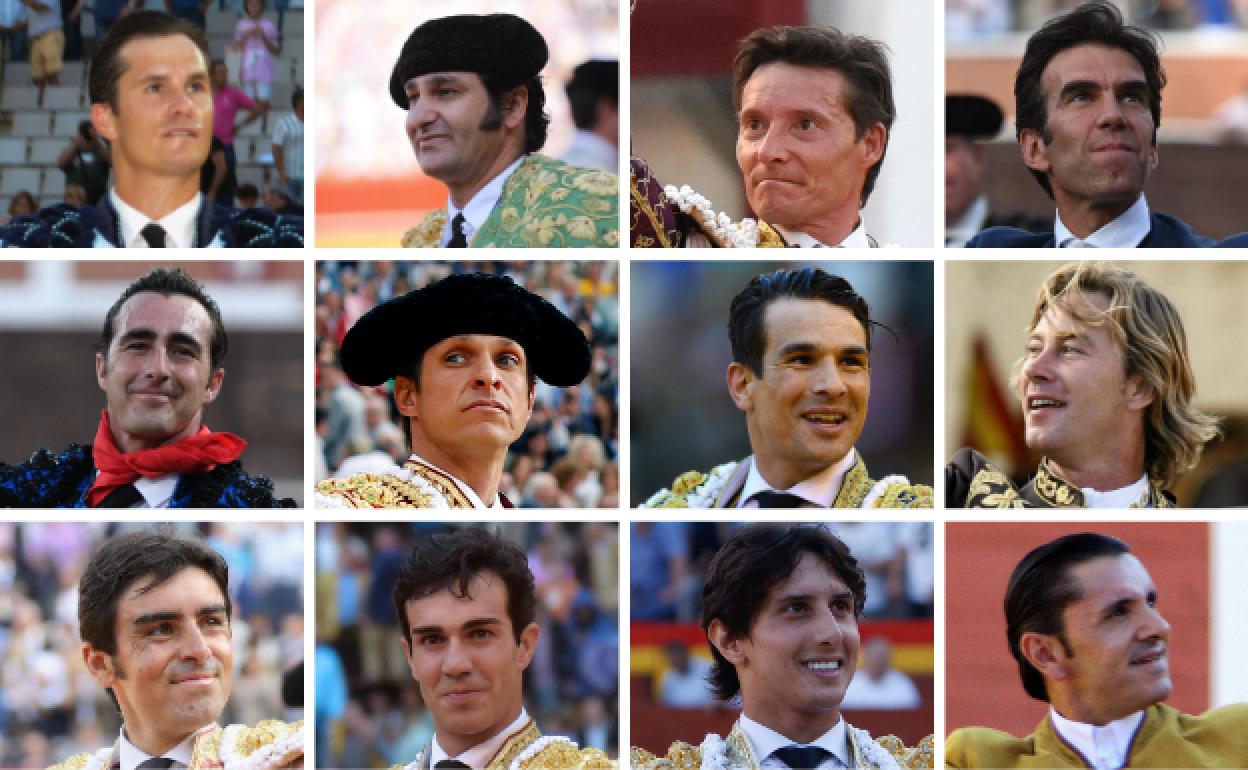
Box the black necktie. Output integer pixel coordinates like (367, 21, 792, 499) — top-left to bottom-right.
(773, 745, 830, 769)
(140, 222, 167, 248)
(137, 758, 175, 770)
(447, 213, 468, 247)
(434, 760, 472, 769)
(750, 490, 810, 508)
(98, 483, 143, 508)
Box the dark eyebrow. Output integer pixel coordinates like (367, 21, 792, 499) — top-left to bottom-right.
(133, 604, 227, 626)
(1058, 80, 1102, 101)
(168, 331, 203, 352)
(118, 329, 157, 345)
(410, 617, 503, 636)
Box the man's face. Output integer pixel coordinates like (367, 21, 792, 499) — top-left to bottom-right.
(1019, 291, 1151, 475)
(96, 292, 223, 453)
(91, 35, 212, 185)
(737, 62, 884, 234)
(945, 135, 987, 223)
(721, 553, 860, 739)
(83, 567, 233, 752)
(400, 572, 537, 757)
(1022, 44, 1156, 211)
(1048, 554, 1171, 724)
(729, 298, 869, 489)
(404, 72, 513, 188)
(397, 334, 535, 467)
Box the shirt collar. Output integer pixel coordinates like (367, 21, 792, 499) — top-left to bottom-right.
(1080, 474, 1150, 508)
(118, 726, 198, 770)
(738, 713, 849, 769)
(430, 708, 529, 768)
(773, 217, 868, 248)
(946, 195, 989, 247)
(738, 449, 857, 508)
(442, 154, 526, 246)
(407, 453, 503, 509)
(1055, 195, 1150, 248)
(110, 188, 203, 249)
(134, 474, 179, 508)
(1049, 707, 1144, 770)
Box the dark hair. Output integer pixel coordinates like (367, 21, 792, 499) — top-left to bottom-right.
(292, 85, 304, 109)
(237, 183, 259, 200)
(90, 11, 211, 112)
(1005, 532, 1131, 701)
(733, 26, 895, 205)
(565, 60, 618, 130)
(1015, 1, 1164, 197)
(79, 530, 231, 707)
(702, 524, 866, 701)
(481, 73, 549, 154)
(8, 190, 37, 216)
(97, 267, 228, 371)
(392, 526, 536, 646)
(729, 267, 875, 377)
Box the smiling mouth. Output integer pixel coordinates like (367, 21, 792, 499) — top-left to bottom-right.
(803, 412, 846, 425)
(1028, 397, 1067, 411)
(1130, 648, 1166, 666)
(801, 658, 845, 675)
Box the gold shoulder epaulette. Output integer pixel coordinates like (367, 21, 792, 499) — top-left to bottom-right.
(316, 473, 436, 508)
(218, 720, 305, 768)
(402, 209, 447, 248)
(630, 741, 702, 770)
(872, 481, 934, 508)
(876, 734, 935, 770)
(46, 749, 107, 770)
(516, 743, 614, 770)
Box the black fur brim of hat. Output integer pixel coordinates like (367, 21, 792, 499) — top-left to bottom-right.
(946, 93, 1004, 139)
(340, 273, 590, 388)
(390, 13, 549, 109)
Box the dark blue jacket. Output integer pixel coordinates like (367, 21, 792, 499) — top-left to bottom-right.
(0, 199, 303, 248)
(966, 211, 1213, 248)
(1216, 233, 1248, 248)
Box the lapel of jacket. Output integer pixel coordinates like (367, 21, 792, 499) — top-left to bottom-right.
(714, 458, 754, 508)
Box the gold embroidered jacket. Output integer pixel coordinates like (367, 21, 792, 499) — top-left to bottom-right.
(946, 703, 1248, 768)
(630, 719, 933, 770)
(394, 720, 613, 770)
(314, 456, 503, 509)
(946, 448, 1174, 508)
(641, 455, 932, 508)
(403, 154, 619, 248)
(47, 721, 304, 770)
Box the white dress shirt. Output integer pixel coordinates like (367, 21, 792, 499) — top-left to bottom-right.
(737, 449, 858, 509)
(408, 453, 504, 509)
(1080, 474, 1150, 508)
(1055, 195, 1151, 248)
(118, 726, 197, 770)
(429, 709, 529, 769)
(440, 154, 526, 247)
(111, 189, 202, 248)
(775, 219, 871, 248)
(89, 472, 179, 508)
(739, 713, 850, 769)
(1049, 707, 1144, 770)
(945, 195, 989, 247)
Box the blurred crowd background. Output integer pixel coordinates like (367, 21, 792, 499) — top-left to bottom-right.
(0, 522, 304, 768)
(315, 522, 619, 769)
(630, 521, 934, 753)
(315, 260, 619, 509)
(631, 261, 934, 505)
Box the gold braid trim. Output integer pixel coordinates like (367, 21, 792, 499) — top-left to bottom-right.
(876, 734, 935, 770)
(964, 465, 1028, 508)
(1031, 458, 1080, 507)
(630, 170, 675, 248)
(315, 472, 437, 508)
(757, 221, 786, 248)
(487, 722, 543, 770)
(870, 482, 934, 508)
(831, 457, 873, 507)
(402, 209, 447, 248)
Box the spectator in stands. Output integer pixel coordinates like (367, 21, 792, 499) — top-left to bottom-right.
(271, 84, 303, 202)
(842, 636, 921, 710)
(233, 0, 279, 110)
(629, 522, 687, 621)
(0, 12, 302, 247)
(0, 0, 28, 63)
(210, 58, 262, 207)
(56, 120, 111, 205)
(1, 189, 36, 225)
(63, 181, 86, 206)
(657, 641, 715, 709)
(561, 59, 617, 172)
(21, 0, 65, 103)
(236, 181, 258, 209)
(164, 0, 210, 30)
(264, 185, 299, 215)
(59, 0, 78, 61)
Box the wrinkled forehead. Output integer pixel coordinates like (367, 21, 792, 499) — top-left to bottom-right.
(118, 33, 209, 81)
(741, 61, 849, 114)
(113, 291, 213, 344)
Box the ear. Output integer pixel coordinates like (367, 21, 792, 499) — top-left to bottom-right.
(82, 643, 118, 689)
(1019, 128, 1051, 176)
(859, 122, 886, 168)
(515, 621, 540, 670)
(91, 102, 118, 144)
(500, 84, 529, 132)
(399, 635, 419, 679)
(96, 351, 108, 390)
(393, 375, 420, 419)
(1148, 142, 1159, 171)
(203, 367, 224, 405)
(708, 618, 748, 667)
(726, 362, 754, 413)
(1124, 372, 1155, 412)
(1019, 631, 1068, 683)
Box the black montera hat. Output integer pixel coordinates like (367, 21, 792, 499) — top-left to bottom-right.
(946, 93, 1004, 139)
(390, 13, 549, 110)
(340, 273, 590, 388)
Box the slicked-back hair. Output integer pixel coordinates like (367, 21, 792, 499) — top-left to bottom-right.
(732, 26, 895, 206)
(392, 526, 536, 646)
(97, 267, 228, 371)
(729, 267, 874, 377)
(702, 524, 866, 702)
(1005, 532, 1130, 701)
(1014, 1, 1164, 198)
(1013, 262, 1219, 489)
(481, 73, 550, 154)
(89, 11, 212, 113)
(79, 530, 231, 656)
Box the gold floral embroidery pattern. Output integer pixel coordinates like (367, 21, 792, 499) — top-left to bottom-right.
(1031, 458, 1081, 507)
(965, 466, 1028, 508)
(757, 220, 786, 248)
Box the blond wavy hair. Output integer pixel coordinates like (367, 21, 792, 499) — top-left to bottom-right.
(1014, 262, 1219, 488)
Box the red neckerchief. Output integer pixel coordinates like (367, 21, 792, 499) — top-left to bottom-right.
(87, 410, 247, 508)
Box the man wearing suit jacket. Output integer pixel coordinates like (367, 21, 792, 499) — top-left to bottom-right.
(967, 2, 1212, 249)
